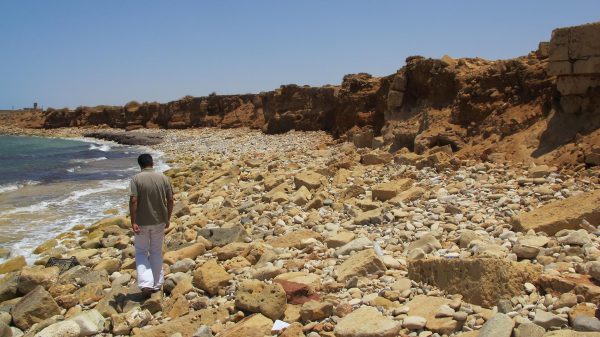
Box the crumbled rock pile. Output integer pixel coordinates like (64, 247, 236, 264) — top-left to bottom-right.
(0, 127, 599, 337)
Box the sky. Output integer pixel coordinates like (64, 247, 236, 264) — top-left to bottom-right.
(1, 1, 599, 110)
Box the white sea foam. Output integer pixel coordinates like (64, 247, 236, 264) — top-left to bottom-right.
(0, 180, 40, 194)
(89, 144, 111, 152)
(70, 157, 107, 164)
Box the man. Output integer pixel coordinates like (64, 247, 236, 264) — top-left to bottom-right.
(129, 153, 174, 293)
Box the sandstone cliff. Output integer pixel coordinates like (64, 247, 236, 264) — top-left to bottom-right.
(5, 21, 600, 167)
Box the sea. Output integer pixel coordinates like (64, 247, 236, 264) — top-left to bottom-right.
(0, 134, 167, 263)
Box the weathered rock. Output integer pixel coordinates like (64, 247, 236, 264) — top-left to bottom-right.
(36, 320, 81, 337)
(371, 179, 413, 201)
(294, 171, 325, 190)
(17, 267, 60, 294)
(0, 256, 26, 274)
(533, 309, 568, 329)
(335, 237, 372, 256)
(478, 313, 514, 337)
(543, 331, 600, 337)
(135, 307, 228, 337)
(408, 258, 542, 308)
(219, 313, 272, 337)
(267, 230, 322, 249)
(33, 239, 58, 254)
(192, 260, 231, 295)
(0, 272, 19, 302)
(407, 234, 441, 256)
(335, 249, 387, 282)
(403, 315, 427, 330)
(197, 225, 248, 247)
(111, 306, 152, 335)
(573, 315, 600, 332)
(300, 300, 333, 322)
(512, 189, 600, 235)
(354, 208, 382, 225)
(163, 242, 206, 265)
(514, 323, 545, 337)
(12, 286, 61, 330)
(235, 280, 287, 320)
(70, 309, 105, 336)
(334, 306, 401, 337)
(406, 295, 459, 335)
(326, 231, 356, 249)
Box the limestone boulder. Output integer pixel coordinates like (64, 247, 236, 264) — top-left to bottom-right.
(0, 272, 19, 302)
(334, 306, 400, 337)
(406, 295, 460, 335)
(512, 189, 600, 235)
(335, 249, 387, 282)
(235, 280, 287, 320)
(192, 260, 231, 295)
(17, 267, 60, 294)
(294, 171, 325, 190)
(0, 256, 26, 274)
(371, 179, 413, 201)
(163, 242, 206, 265)
(408, 258, 542, 308)
(267, 230, 322, 249)
(197, 225, 249, 247)
(12, 286, 62, 330)
(219, 313, 273, 337)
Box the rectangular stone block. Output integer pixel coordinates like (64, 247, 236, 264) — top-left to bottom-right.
(556, 75, 600, 95)
(407, 258, 541, 308)
(512, 189, 600, 235)
(568, 22, 600, 60)
(547, 61, 572, 76)
(549, 27, 570, 62)
(574, 56, 600, 74)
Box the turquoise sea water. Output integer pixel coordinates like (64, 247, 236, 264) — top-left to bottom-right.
(0, 135, 163, 263)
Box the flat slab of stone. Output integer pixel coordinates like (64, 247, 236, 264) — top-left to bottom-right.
(197, 225, 249, 247)
(408, 258, 541, 308)
(334, 306, 400, 337)
(512, 189, 600, 235)
(406, 295, 458, 335)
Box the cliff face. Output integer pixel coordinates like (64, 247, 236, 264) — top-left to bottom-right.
(7, 22, 600, 167)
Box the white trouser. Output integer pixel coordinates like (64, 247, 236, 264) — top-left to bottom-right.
(134, 223, 165, 289)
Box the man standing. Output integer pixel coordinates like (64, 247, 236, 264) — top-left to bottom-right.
(129, 153, 174, 293)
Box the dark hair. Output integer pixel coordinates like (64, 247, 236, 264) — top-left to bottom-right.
(137, 153, 153, 168)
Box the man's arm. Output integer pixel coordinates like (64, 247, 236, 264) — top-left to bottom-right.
(166, 196, 174, 229)
(129, 196, 140, 234)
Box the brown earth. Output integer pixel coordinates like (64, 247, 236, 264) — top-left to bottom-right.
(3, 22, 600, 168)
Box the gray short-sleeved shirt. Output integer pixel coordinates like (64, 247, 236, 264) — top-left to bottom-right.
(129, 168, 173, 226)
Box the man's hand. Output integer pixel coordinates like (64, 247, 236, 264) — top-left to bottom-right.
(132, 223, 141, 234)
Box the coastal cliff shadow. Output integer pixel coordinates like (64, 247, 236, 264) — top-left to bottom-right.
(532, 109, 600, 158)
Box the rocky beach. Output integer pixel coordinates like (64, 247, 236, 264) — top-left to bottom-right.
(1, 21, 600, 337)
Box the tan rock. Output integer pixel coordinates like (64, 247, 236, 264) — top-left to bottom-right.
(267, 230, 322, 249)
(215, 242, 250, 260)
(294, 171, 325, 190)
(280, 322, 306, 337)
(135, 307, 228, 337)
(0, 255, 26, 274)
(12, 286, 61, 330)
(406, 295, 459, 335)
(235, 280, 287, 320)
(192, 260, 231, 295)
(389, 186, 426, 204)
(371, 179, 413, 201)
(326, 231, 356, 248)
(219, 313, 273, 337)
(93, 258, 121, 274)
(334, 306, 400, 337)
(33, 239, 58, 254)
(163, 242, 206, 265)
(275, 272, 321, 292)
(360, 151, 393, 165)
(335, 249, 387, 282)
(300, 300, 333, 322)
(512, 189, 600, 235)
(408, 258, 542, 308)
(163, 294, 189, 319)
(17, 266, 59, 294)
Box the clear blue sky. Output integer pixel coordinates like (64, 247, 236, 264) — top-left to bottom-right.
(1, 1, 599, 110)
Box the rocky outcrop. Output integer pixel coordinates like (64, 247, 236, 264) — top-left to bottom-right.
(5, 21, 600, 167)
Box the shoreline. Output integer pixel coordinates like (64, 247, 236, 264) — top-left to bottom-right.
(0, 128, 170, 265)
(0, 125, 599, 336)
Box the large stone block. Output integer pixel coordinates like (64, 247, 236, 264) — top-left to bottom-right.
(557, 76, 600, 95)
(12, 286, 62, 330)
(335, 249, 387, 282)
(549, 27, 570, 62)
(548, 61, 572, 76)
(372, 179, 413, 201)
(387, 90, 404, 108)
(512, 189, 600, 235)
(574, 57, 600, 74)
(407, 258, 541, 308)
(568, 22, 600, 60)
